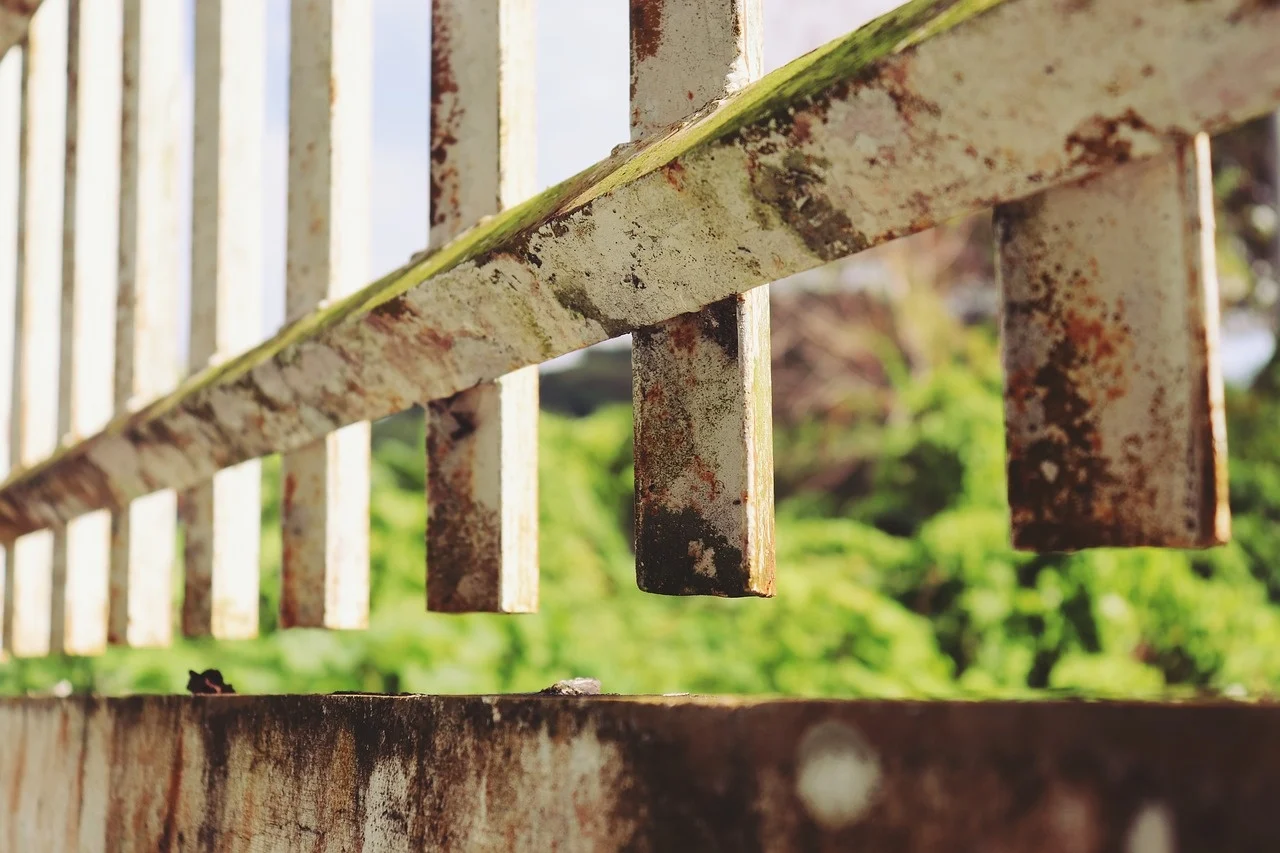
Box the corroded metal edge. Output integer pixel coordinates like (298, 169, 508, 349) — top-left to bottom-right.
(2, 0, 1280, 538)
(999, 136, 1229, 551)
(630, 0, 775, 597)
(3, 695, 1280, 851)
(425, 0, 539, 614)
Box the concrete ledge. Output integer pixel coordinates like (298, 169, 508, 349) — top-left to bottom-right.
(2, 694, 1278, 851)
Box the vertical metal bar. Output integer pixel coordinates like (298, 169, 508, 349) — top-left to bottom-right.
(280, 0, 371, 629)
(629, 0, 774, 597)
(425, 0, 538, 614)
(998, 135, 1229, 550)
(8, 0, 68, 658)
(110, 0, 183, 647)
(0, 45, 21, 658)
(51, 0, 119, 657)
(183, 0, 264, 640)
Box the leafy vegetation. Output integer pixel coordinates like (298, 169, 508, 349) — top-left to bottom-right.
(6, 314, 1280, 700)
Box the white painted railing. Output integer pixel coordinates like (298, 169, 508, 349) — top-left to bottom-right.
(0, 0, 1276, 659)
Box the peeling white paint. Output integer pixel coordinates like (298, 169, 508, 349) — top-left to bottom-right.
(181, 0, 264, 641)
(426, 0, 539, 615)
(52, 0, 120, 657)
(108, 0, 184, 649)
(280, 0, 372, 630)
(630, 0, 774, 598)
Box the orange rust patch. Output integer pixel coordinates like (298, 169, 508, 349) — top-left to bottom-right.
(691, 456, 721, 503)
(662, 160, 685, 190)
(426, 389, 503, 613)
(668, 317, 700, 353)
(790, 114, 813, 145)
(630, 0, 665, 63)
(429, 2, 463, 229)
(1063, 109, 1159, 168)
(282, 472, 297, 514)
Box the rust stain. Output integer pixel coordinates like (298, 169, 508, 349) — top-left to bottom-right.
(872, 55, 942, 125)
(690, 456, 721, 503)
(365, 296, 422, 340)
(630, 0, 665, 63)
(667, 315, 700, 354)
(157, 726, 185, 850)
(1063, 109, 1159, 168)
(413, 323, 457, 354)
(13, 696, 1280, 848)
(280, 471, 300, 626)
(6, 720, 25, 817)
(426, 391, 502, 613)
(791, 113, 814, 145)
(429, 1, 462, 230)
(998, 191, 1206, 549)
(661, 160, 685, 190)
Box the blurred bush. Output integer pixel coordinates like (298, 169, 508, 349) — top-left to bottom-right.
(7, 315, 1280, 699)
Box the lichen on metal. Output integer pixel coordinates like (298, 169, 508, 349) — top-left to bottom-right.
(279, 0, 371, 630)
(51, 0, 119, 656)
(999, 135, 1229, 551)
(180, 0, 264, 641)
(630, 0, 774, 597)
(107, 0, 182, 649)
(426, 0, 539, 615)
(0, 0, 1278, 540)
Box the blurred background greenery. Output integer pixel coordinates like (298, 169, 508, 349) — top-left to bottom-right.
(5, 119, 1280, 700)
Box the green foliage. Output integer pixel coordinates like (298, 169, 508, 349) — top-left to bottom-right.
(7, 327, 1280, 700)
